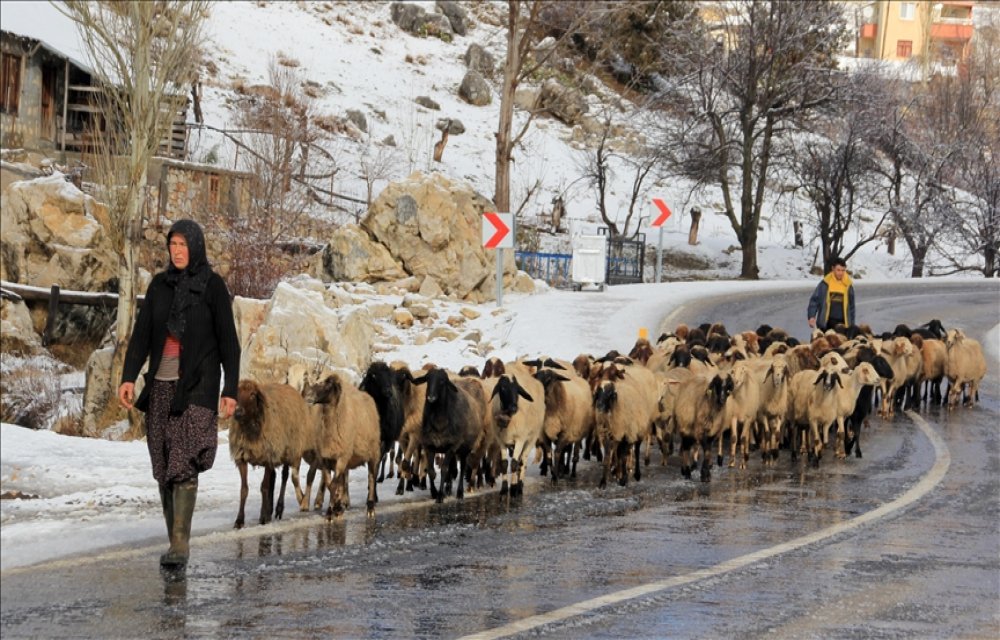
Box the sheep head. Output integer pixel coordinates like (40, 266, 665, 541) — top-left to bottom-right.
(592, 380, 617, 413)
(234, 379, 266, 439)
(491, 374, 534, 427)
(416, 368, 456, 405)
(302, 373, 342, 406)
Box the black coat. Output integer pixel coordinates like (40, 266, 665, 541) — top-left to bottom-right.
(122, 270, 241, 415)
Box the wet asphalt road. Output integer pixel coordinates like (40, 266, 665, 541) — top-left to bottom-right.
(1, 281, 998, 639)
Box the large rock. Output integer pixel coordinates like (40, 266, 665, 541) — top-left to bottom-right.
(464, 43, 495, 76)
(362, 172, 517, 301)
(316, 224, 407, 283)
(459, 70, 492, 106)
(538, 78, 589, 125)
(390, 2, 453, 38)
(0, 174, 117, 291)
(0, 296, 43, 355)
(237, 279, 375, 389)
(436, 0, 468, 36)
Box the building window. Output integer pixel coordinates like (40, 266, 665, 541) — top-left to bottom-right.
(208, 174, 220, 208)
(897, 40, 913, 58)
(900, 2, 916, 21)
(1, 52, 21, 115)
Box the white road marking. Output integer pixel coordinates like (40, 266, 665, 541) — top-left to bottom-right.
(461, 411, 950, 640)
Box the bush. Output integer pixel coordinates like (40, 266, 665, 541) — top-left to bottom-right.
(0, 355, 80, 431)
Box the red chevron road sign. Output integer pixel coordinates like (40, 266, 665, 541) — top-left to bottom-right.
(483, 212, 513, 249)
(651, 198, 672, 227)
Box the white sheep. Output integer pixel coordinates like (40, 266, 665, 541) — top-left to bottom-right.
(671, 372, 733, 482)
(722, 360, 763, 470)
(489, 361, 546, 497)
(746, 356, 790, 466)
(944, 329, 988, 408)
(302, 371, 381, 517)
(788, 369, 843, 466)
(534, 367, 595, 482)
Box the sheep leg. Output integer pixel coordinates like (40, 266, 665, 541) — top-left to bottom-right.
(679, 435, 695, 479)
(510, 441, 529, 497)
(835, 417, 847, 460)
(728, 417, 739, 468)
(275, 463, 290, 521)
(632, 441, 642, 482)
(235, 460, 249, 529)
(455, 454, 468, 500)
(739, 420, 752, 470)
(699, 435, 713, 483)
(260, 466, 276, 525)
(366, 458, 378, 517)
(570, 441, 581, 478)
(599, 437, 614, 489)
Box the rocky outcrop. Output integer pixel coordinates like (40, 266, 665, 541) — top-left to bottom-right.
(315, 224, 407, 283)
(235, 278, 375, 390)
(362, 172, 517, 302)
(0, 174, 116, 292)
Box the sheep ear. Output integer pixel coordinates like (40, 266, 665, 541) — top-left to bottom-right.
(814, 371, 827, 386)
(412, 375, 428, 386)
(516, 384, 534, 403)
(522, 358, 542, 369)
(254, 386, 266, 413)
(764, 366, 774, 382)
(447, 378, 459, 393)
(490, 382, 502, 399)
(544, 358, 566, 370)
(834, 373, 843, 388)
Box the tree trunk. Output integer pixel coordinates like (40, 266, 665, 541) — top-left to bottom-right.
(887, 231, 896, 255)
(494, 1, 520, 215)
(740, 233, 760, 279)
(433, 127, 449, 163)
(910, 247, 926, 278)
(688, 208, 701, 245)
(793, 220, 803, 247)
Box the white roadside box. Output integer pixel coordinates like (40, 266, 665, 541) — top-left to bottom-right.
(571, 234, 607, 291)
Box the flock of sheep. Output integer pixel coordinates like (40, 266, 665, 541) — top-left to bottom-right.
(226, 318, 988, 526)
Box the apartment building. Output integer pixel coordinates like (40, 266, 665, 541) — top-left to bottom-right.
(855, 1, 975, 66)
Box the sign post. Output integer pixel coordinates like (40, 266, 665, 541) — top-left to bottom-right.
(651, 198, 672, 283)
(482, 211, 513, 306)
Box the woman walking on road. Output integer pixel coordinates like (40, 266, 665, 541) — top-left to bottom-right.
(117, 219, 240, 568)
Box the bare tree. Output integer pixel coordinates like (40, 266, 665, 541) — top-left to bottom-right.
(577, 108, 662, 238)
(656, 0, 847, 279)
(220, 59, 331, 298)
(788, 72, 889, 272)
(494, 1, 599, 214)
(58, 1, 209, 435)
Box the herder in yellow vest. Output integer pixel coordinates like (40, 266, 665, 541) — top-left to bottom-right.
(807, 257, 855, 331)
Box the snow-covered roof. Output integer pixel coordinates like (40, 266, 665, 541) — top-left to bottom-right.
(0, 1, 94, 75)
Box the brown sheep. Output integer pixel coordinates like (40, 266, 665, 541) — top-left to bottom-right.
(302, 372, 381, 517)
(917, 336, 948, 405)
(230, 380, 317, 528)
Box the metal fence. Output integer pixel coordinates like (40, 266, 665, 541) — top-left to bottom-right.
(515, 228, 646, 288)
(515, 251, 573, 288)
(600, 228, 646, 285)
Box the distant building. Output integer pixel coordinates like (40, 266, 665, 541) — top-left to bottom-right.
(0, 5, 187, 160)
(854, 1, 975, 71)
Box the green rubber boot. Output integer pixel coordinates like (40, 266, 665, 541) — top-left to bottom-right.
(160, 479, 197, 568)
(158, 483, 174, 542)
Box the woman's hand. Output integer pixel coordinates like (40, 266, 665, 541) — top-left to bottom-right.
(808, 317, 817, 329)
(219, 396, 237, 419)
(118, 382, 135, 410)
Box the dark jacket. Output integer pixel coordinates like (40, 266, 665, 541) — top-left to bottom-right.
(807, 272, 856, 330)
(122, 270, 240, 415)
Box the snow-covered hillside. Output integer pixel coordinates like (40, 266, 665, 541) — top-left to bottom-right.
(195, 0, 912, 280)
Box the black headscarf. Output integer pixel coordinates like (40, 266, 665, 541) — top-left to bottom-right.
(164, 219, 211, 339)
